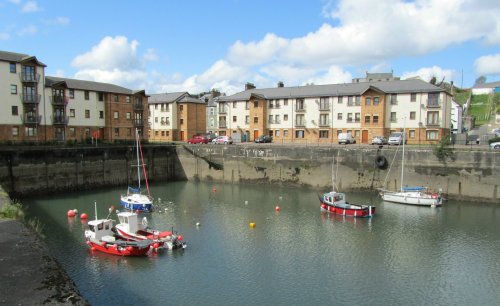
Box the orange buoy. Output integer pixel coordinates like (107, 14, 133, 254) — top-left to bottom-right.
(178, 235, 184, 241)
(275, 206, 281, 212)
(80, 213, 88, 219)
(67, 210, 76, 217)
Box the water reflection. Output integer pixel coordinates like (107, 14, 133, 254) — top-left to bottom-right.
(22, 182, 500, 305)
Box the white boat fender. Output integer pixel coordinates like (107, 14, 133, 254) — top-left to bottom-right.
(142, 217, 148, 227)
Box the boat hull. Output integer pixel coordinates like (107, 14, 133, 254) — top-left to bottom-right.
(86, 239, 151, 256)
(120, 196, 153, 212)
(380, 191, 442, 206)
(115, 227, 186, 250)
(320, 202, 375, 218)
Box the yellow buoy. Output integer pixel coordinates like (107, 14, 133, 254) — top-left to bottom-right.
(249, 222, 256, 228)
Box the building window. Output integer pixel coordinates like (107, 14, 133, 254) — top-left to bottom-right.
(245, 115, 249, 124)
(319, 97, 329, 110)
(319, 130, 329, 138)
(85, 110, 90, 118)
(355, 96, 361, 106)
(319, 114, 329, 126)
(410, 111, 416, 120)
(411, 93, 417, 102)
(338, 96, 343, 104)
(373, 115, 379, 123)
(113, 94, 119, 102)
(126, 96, 131, 103)
(114, 128, 119, 136)
(347, 96, 353, 106)
(296, 98, 305, 111)
(284, 99, 288, 106)
(347, 113, 353, 123)
(355, 130, 360, 138)
(365, 115, 370, 123)
(126, 112, 131, 119)
(10, 85, 17, 94)
(295, 130, 304, 138)
(269, 100, 274, 108)
(390, 94, 398, 105)
(233, 102, 237, 108)
(275, 115, 280, 123)
(70, 109, 75, 117)
(180, 118, 184, 125)
(245, 101, 249, 110)
(365, 97, 371, 106)
(233, 116, 237, 122)
(254, 117, 258, 123)
(155, 104, 158, 110)
(12, 127, 19, 136)
(84, 91, 90, 100)
(69, 89, 74, 99)
(284, 114, 288, 121)
(284, 130, 289, 137)
(296, 114, 305, 126)
(428, 93, 440, 107)
(355, 113, 360, 123)
(69, 127, 76, 137)
(98, 92, 104, 101)
(11, 106, 18, 116)
(426, 130, 438, 140)
(275, 130, 280, 137)
(99, 111, 104, 119)
(390, 112, 397, 122)
(9, 62, 16, 73)
(409, 130, 416, 139)
(180, 105, 184, 111)
(373, 97, 379, 105)
(268, 115, 273, 123)
(427, 111, 439, 125)
(155, 117, 158, 123)
(114, 111, 119, 119)
(337, 113, 343, 120)
(25, 127, 37, 136)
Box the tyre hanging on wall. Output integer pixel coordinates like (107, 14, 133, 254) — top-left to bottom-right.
(375, 155, 388, 169)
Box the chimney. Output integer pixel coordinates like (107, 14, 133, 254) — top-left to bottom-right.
(277, 81, 284, 88)
(245, 82, 256, 90)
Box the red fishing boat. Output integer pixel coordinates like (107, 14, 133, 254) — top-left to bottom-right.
(115, 211, 186, 250)
(320, 191, 375, 218)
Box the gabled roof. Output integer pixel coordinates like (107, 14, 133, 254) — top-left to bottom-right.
(45, 76, 143, 95)
(219, 79, 445, 102)
(148, 92, 205, 104)
(0, 50, 47, 67)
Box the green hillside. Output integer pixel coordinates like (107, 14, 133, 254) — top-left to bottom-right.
(468, 94, 493, 126)
(454, 91, 470, 106)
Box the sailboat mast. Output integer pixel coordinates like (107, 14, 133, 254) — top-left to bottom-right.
(400, 118, 406, 192)
(136, 128, 141, 190)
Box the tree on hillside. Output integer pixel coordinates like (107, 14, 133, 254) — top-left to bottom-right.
(474, 75, 486, 86)
(430, 76, 437, 85)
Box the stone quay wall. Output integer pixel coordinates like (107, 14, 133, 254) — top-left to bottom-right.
(0, 144, 498, 203)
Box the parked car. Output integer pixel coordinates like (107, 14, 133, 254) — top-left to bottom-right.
(490, 142, 500, 149)
(338, 133, 356, 144)
(466, 134, 480, 145)
(187, 135, 209, 144)
(212, 136, 233, 144)
(205, 133, 217, 142)
(255, 135, 273, 143)
(492, 128, 500, 137)
(371, 136, 387, 145)
(388, 132, 406, 145)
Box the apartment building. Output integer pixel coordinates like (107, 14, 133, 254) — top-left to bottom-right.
(217, 79, 452, 144)
(0, 50, 148, 142)
(148, 92, 206, 142)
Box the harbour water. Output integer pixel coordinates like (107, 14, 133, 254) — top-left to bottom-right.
(23, 181, 500, 305)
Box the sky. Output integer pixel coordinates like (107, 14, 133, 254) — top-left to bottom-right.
(1, 0, 500, 95)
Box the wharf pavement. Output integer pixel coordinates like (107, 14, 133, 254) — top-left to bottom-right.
(0, 188, 87, 305)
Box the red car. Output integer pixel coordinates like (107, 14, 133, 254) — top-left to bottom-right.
(187, 135, 209, 144)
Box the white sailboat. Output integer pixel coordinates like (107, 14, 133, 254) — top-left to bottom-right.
(120, 129, 154, 212)
(378, 121, 443, 207)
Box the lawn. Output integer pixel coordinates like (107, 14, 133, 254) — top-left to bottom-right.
(468, 94, 492, 126)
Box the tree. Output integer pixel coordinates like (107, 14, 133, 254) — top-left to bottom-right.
(430, 76, 437, 85)
(433, 135, 455, 161)
(474, 76, 486, 85)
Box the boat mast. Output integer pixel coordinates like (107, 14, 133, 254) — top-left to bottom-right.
(400, 118, 406, 192)
(135, 128, 141, 190)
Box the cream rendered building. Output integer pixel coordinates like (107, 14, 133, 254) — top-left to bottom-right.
(217, 79, 452, 144)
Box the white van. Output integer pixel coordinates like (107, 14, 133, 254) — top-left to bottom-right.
(338, 133, 356, 144)
(388, 132, 406, 145)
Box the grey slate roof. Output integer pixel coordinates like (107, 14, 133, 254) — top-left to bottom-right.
(473, 81, 500, 89)
(46, 76, 139, 95)
(0, 50, 47, 66)
(219, 79, 445, 102)
(148, 92, 205, 104)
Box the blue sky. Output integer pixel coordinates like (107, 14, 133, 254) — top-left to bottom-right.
(1, 0, 500, 95)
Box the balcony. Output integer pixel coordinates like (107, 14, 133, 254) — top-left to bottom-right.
(426, 120, 441, 127)
(51, 95, 68, 105)
(22, 93, 41, 104)
(319, 105, 330, 111)
(295, 105, 306, 112)
(134, 102, 144, 110)
(426, 99, 441, 108)
(134, 119, 144, 127)
(295, 121, 306, 127)
(318, 119, 330, 127)
(53, 115, 69, 125)
(160, 120, 170, 126)
(20, 72, 40, 83)
(22, 114, 41, 125)
(218, 108, 227, 114)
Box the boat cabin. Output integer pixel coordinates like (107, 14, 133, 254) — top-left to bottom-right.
(87, 219, 115, 240)
(324, 191, 346, 205)
(117, 211, 146, 233)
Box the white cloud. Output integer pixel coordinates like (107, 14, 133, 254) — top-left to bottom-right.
(401, 66, 455, 83)
(43, 17, 70, 26)
(74, 68, 148, 89)
(21, 1, 40, 13)
(474, 54, 500, 76)
(303, 66, 353, 85)
(72, 36, 140, 70)
(8, 0, 21, 4)
(0, 32, 10, 40)
(17, 25, 37, 36)
(228, 33, 288, 66)
(143, 48, 158, 62)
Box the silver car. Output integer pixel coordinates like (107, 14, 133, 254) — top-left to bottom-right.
(371, 136, 387, 145)
(490, 142, 500, 149)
